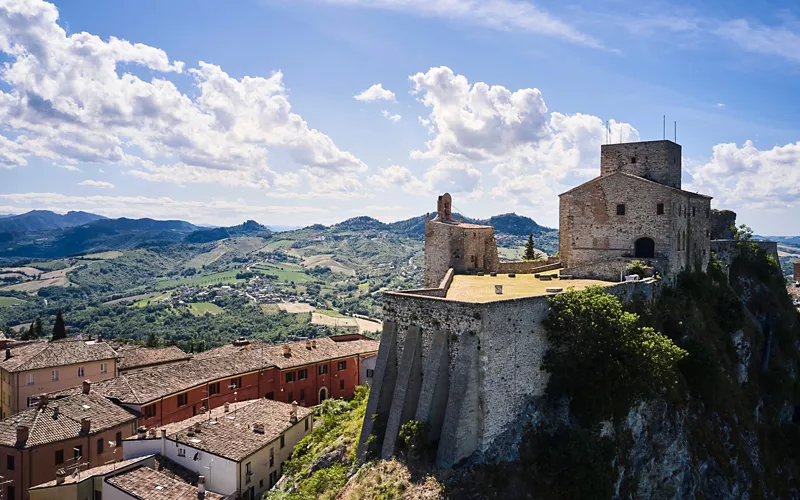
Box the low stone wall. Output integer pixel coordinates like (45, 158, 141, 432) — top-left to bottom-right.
(496, 260, 562, 275)
(566, 257, 668, 282)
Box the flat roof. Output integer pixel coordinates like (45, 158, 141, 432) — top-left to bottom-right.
(444, 273, 614, 302)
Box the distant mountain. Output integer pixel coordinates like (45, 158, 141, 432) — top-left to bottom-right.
(0, 210, 105, 233)
(387, 212, 555, 237)
(267, 225, 303, 232)
(185, 220, 271, 244)
(333, 216, 388, 231)
(758, 235, 800, 246)
(0, 214, 15, 219)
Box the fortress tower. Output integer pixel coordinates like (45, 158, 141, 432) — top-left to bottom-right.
(423, 193, 500, 288)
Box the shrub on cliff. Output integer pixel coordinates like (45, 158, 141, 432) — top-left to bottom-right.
(543, 286, 687, 424)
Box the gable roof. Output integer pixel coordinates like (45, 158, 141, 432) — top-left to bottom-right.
(116, 346, 192, 371)
(559, 172, 713, 200)
(0, 339, 118, 373)
(106, 466, 225, 500)
(0, 392, 136, 448)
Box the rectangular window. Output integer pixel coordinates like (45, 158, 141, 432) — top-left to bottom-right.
(285, 372, 295, 383)
(26, 397, 36, 408)
(144, 404, 157, 419)
(706, 208, 710, 219)
(630, 156, 636, 164)
(55, 449, 64, 465)
(305, 418, 309, 432)
(25, 373, 34, 386)
(616, 204, 626, 216)
(6, 455, 13, 471)
(260, 479, 264, 489)
(366, 369, 374, 378)
(230, 377, 242, 389)
(339, 379, 345, 391)
(116, 431, 122, 446)
(297, 369, 308, 380)
(337, 360, 347, 371)
(246, 462, 252, 483)
(74, 445, 82, 459)
(7, 486, 13, 500)
(287, 391, 293, 403)
(177, 393, 188, 407)
(178, 448, 186, 457)
(266, 392, 274, 400)
(78, 366, 85, 378)
(692, 207, 696, 217)
(280, 434, 285, 449)
(270, 447, 274, 467)
(318, 365, 328, 375)
(100, 363, 107, 374)
(299, 389, 305, 401)
(97, 438, 104, 455)
(657, 203, 664, 215)
(51, 370, 59, 381)
(208, 382, 220, 396)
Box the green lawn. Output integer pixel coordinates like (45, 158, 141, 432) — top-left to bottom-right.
(189, 302, 224, 315)
(0, 297, 25, 308)
(155, 270, 244, 290)
(133, 292, 172, 307)
(316, 308, 348, 318)
(251, 263, 312, 283)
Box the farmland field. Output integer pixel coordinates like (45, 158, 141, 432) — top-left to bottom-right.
(0, 297, 25, 308)
(1, 265, 77, 293)
(133, 292, 172, 307)
(251, 263, 312, 283)
(78, 251, 123, 260)
(189, 302, 224, 315)
(301, 254, 356, 276)
(277, 302, 315, 313)
(155, 270, 244, 290)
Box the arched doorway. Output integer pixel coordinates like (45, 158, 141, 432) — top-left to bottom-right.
(319, 387, 328, 403)
(634, 237, 655, 258)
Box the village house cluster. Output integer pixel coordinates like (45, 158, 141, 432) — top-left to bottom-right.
(0, 333, 377, 499)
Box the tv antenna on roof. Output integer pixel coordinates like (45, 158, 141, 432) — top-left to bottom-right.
(663, 115, 666, 140)
(674, 121, 677, 142)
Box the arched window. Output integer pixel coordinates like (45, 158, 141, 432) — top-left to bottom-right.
(319, 387, 328, 403)
(634, 237, 655, 258)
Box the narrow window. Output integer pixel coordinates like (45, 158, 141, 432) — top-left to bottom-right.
(337, 361, 347, 371)
(287, 391, 293, 403)
(280, 434, 285, 449)
(318, 365, 328, 375)
(51, 370, 59, 381)
(366, 369, 374, 378)
(305, 418, 309, 431)
(78, 366, 85, 378)
(339, 379, 345, 391)
(7, 486, 13, 500)
(616, 204, 626, 216)
(55, 449, 64, 465)
(100, 363, 107, 374)
(26, 374, 34, 386)
(73, 445, 82, 459)
(657, 203, 664, 215)
(270, 448, 274, 467)
(285, 372, 295, 383)
(630, 156, 637, 164)
(6, 455, 13, 471)
(299, 389, 305, 401)
(706, 208, 710, 219)
(692, 206, 696, 217)
(97, 438, 104, 454)
(116, 431, 122, 446)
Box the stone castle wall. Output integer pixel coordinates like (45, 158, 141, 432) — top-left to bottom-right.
(424, 221, 499, 288)
(710, 209, 737, 240)
(711, 240, 780, 275)
(600, 140, 682, 189)
(794, 261, 800, 280)
(359, 279, 660, 468)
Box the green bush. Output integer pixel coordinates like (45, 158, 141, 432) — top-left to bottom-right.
(398, 420, 429, 459)
(625, 260, 649, 278)
(543, 287, 687, 424)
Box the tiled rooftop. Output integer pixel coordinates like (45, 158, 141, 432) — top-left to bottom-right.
(0, 339, 118, 372)
(106, 466, 225, 500)
(30, 455, 152, 489)
(116, 345, 192, 371)
(170, 398, 313, 461)
(127, 401, 255, 440)
(80, 336, 378, 404)
(0, 392, 136, 448)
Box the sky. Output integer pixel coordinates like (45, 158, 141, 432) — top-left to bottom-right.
(0, 0, 799, 234)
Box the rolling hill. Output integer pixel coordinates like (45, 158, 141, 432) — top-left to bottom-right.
(0, 210, 105, 233)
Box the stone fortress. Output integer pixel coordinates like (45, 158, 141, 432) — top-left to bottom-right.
(357, 139, 777, 468)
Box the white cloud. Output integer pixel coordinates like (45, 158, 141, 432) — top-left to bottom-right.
(56, 164, 80, 172)
(714, 19, 800, 63)
(79, 180, 114, 189)
(0, 0, 366, 195)
(381, 109, 402, 122)
(316, 0, 604, 49)
(354, 83, 396, 102)
(689, 140, 800, 210)
(0, 192, 327, 226)
(408, 66, 639, 206)
(716, 103, 726, 108)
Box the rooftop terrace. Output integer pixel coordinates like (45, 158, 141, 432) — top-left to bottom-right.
(444, 272, 613, 302)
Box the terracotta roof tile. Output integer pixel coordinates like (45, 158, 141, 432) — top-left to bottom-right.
(117, 346, 192, 371)
(106, 466, 224, 500)
(30, 456, 152, 489)
(0, 340, 118, 372)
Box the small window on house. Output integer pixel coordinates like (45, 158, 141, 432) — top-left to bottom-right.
(692, 207, 696, 217)
(144, 404, 157, 419)
(177, 393, 188, 407)
(270, 447, 274, 467)
(305, 418, 309, 431)
(287, 391, 293, 403)
(616, 204, 626, 216)
(260, 479, 264, 489)
(178, 448, 186, 457)
(97, 438, 104, 454)
(73, 446, 82, 459)
(78, 366, 85, 378)
(7, 486, 13, 500)
(6, 455, 13, 471)
(318, 365, 328, 375)
(298, 369, 308, 380)
(51, 370, 59, 381)
(339, 380, 345, 391)
(299, 389, 305, 401)
(337, 361, 347, 371)
(116, 431, 122, 446)
(266, 392, 274, 400)
(208, 382, 220, 395)
(285, 372, 295, 383)
(706, 208, 710, 218)
(26, 397, 36, 408)
(280, 434, 285, 449)
(230, 377, 242, 389)
(100, 363, 107, 374)
(630, 156, 637, 164)
(366, 369, 374, 378)
(26, 374, 34, 386)
(55, 449, 64, 465)
(657, 203, 664, 215)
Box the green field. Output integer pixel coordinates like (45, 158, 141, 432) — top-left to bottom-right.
(260, 304, 281, 315)
(189, 302, 224, 315)
(251, 263, 312, 283)
(155, 270, 244, 290)
(78, 251, 124, 260)
(133, 292, 172, 307)
(0, 297, 25, 308)
(316, 308, 348, 318)
(260, 239, 295, 252)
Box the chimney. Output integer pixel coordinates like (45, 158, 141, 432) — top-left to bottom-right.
(16, 425, 29, 444)
(305, 340, 312, 350)
(4, 348, 10, 360)
(82, 379, 91, 395)
(283, 345, 291, 356)
(252, 423, 264, 434)
(148, 428, 156, 438)
(52, 405, 60, 418)
(56, 469, 66, 485)
(197, 475, 206, 499)
(290, 401, 298, 424)
(37, 394, 48, 409)
(137, 426, 147, 439)
(224, 402, 230, 413)
(80, 418, 90, 434)
(311, 339, 317, 348)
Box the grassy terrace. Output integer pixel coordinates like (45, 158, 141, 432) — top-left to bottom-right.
(445, 273, 614, 303)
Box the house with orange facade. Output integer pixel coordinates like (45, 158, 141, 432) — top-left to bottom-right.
(53, 335, 378, 429)
(0, 381, 137, 500)
(0, 340, 119, 417)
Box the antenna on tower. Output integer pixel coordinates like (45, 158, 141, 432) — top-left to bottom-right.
(674, 121, 677, 142)
(663, 115, 666, 140)
(605, 120, 609, 144)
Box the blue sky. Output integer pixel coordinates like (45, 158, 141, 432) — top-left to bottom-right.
(1, 0, 799, 234)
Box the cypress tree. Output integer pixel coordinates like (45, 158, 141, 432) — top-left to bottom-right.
(52, 310, 67, 340)
(34, 318, 43, 338)
(524, 232, 536, 261)
(198, 340, 206, 353)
